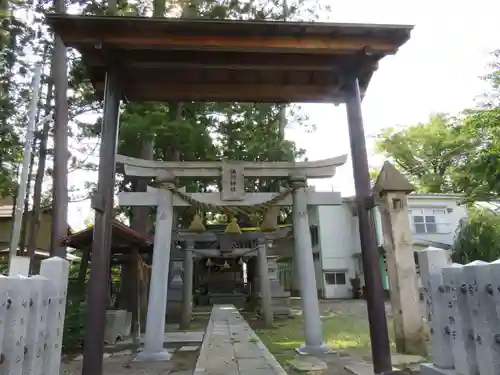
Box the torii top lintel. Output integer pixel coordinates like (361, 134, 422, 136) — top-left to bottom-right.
(45, 14, 413, 103)
(116, 154, 348, 180)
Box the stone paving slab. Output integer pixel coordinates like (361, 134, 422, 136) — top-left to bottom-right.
(107, 331, 204, 350)
(194, 304, 287, 375)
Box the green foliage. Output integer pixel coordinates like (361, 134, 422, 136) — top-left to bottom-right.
(375, 50, 500, 203)
(452, 207, 500, 263)
(63, 299, 86, 352)
(63, 260, 87, 352)
(375, 113, 474, 194)
(453, 51, 500, 203)
(455, 107, 500, 202)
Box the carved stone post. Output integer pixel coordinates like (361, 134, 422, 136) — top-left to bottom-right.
(291, 176, 328, 355)
(180, 240, 194, 330)
(135, 173, 175, 362)
(257, 237, 273, 327)
(374, 161, 426, 355)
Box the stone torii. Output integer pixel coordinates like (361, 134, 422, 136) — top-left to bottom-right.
(172, 228, 293, 329)
(117, 154, 347, 359)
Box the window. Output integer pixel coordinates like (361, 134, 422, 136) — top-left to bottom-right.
(414, 252, 420, 274)
(325, 272, 347, 285)
(409, 208, 448, 234)
(310, 225, 319, 246)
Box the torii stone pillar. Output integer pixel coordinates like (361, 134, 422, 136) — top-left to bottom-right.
(374, 161, 426, 356)
(134, 174, 175, 362)
(257, 237, 273, 327)
(291, 176, 328, 355)
(180, 240, 194, 330)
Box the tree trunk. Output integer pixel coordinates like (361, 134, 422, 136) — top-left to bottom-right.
(27, 73, 53, 266)
(120, 0, 167, 331)
(153, 0, 165, 17)
(18, 138, 37, 255)
(124, 139, 154, 333)
(50, 0, 69, 257)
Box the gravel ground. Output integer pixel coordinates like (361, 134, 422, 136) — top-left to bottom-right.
(61, 349, 199, 375)
(61, 300, 426, 375)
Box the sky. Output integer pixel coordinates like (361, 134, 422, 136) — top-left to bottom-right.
(67, 0, 500, 230)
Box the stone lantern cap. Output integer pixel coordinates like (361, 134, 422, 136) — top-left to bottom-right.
(373, 161, 415, 194)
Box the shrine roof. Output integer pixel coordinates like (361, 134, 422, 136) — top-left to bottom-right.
(45, 14, 413, 103)
(58, 220, 153, 255)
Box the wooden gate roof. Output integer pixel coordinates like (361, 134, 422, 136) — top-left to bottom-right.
(46, 15, 413, 103)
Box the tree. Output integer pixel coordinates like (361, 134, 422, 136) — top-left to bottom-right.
(454, 50, 500, 203)
(452, 207, 500, 263)
(375, 113, 476, 194)
(0, 8, 37, 198)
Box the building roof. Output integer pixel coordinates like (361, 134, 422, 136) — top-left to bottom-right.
(409, 193, 463, 199)
(0, 196, 58, 219)
(413, 239, 452, 250)
(58, 220, 153, 256)
(45, 15, 413, 103)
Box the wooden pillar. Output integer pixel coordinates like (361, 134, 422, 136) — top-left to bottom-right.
(82, 70, 121, 375)
(345, 76, 392, 373)
(131, 248, 140, 347)
(140, 257, 150, 333)
(374, 161, 426, 355)
(77, 248, 90, 297)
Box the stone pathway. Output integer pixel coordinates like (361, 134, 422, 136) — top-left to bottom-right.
(194, 305, 287, 375)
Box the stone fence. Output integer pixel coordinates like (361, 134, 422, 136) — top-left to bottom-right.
(418, 247, 500, 375)
(0, 257, 69, 375)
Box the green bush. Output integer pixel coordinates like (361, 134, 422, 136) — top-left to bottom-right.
(63, 298, 86, 352)
(452, 207, 500, 263)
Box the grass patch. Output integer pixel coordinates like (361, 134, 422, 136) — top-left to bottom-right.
(250, 311, 397, 365)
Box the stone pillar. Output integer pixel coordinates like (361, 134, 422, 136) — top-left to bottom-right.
(374, 161, 426, 355)
(291, 177, 328, 355)
(418, 247, 453, 369)
(267, 256, 292, 316)
(257, 238, 273, 327)
(166, 257, 184, 322)
(8, 256, 30, 276)
(440, 264, 477, 375)
(40, 257, 70, 375)
(180, 241, 194, 330)
(462, 260, 500, 375)
(135, 178, 174, 362)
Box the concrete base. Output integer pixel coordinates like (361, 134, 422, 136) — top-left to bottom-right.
(296, 343, 331, 356)
(104, 310, 131, 345)
(133, 350, 172, 362)
(290, 357, 327, 374)
(420, 363, 456, 375)
(167, 300, 183, 323)
(258, 295, 292, 317)
(391, 354, 425, 367)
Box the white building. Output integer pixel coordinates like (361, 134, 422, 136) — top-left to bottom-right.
(311, 193, 467, 299)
